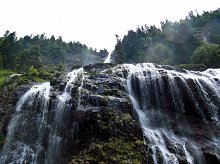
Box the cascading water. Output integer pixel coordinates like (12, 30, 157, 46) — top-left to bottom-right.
(1, 62, 220, 164)
(77, 73, 85, 110)
(0, 82, 51, 164)
(46, 68, 83, 163)
(0, 68, 83, 164)
(125, 63, 220, 164)
(104, 53, 111, 63)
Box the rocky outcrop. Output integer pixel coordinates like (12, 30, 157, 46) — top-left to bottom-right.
(61, 63, 146, 163)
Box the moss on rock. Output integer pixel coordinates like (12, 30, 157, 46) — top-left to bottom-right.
(68, 137, 145, 164)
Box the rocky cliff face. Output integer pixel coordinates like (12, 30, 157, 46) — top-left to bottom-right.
(0, 63, 219, 164)
(52, 63, 146, 163)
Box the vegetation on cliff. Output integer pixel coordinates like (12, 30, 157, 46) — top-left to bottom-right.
(69, 138, 145, 164)
(113, 9, 220, 68)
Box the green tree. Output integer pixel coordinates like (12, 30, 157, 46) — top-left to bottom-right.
(147, 43, 174, 64)
(190, 43, 220, 68)
(0, 55, 3, 68)
(114, 35, 126, 64)
(0, 31, 18, 69)
(16, 45, 41, 71)
(26, 66, 39, 76)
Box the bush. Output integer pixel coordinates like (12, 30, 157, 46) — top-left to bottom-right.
(190, 43, 220, 68)
(0, 69, 15, 88)
(26, 66, 39, 76)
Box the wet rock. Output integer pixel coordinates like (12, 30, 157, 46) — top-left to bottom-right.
(59, 81, 66, 91)
(204, 151, 220, 164)
(49, 91, 57, 99)
(0, 83, 32, 138)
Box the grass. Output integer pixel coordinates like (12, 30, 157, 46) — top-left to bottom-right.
(0, 65, 65, 89)
(0, 69, 16, 88)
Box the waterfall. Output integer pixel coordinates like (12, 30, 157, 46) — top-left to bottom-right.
(104, 53, 111, 63)
(77, 73, 85, 110)
(1, 62, 220, 163)
(46, 68, 83, 164)
(0, 68, 83, 164)
(125, 63, 220, 164)
(0, 82, 51, 164)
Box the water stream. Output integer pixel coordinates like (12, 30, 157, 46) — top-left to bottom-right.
(125, 63, 220, 164)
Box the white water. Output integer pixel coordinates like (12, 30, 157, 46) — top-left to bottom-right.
(104, 53, 111, 63)
(47, 68, 83, 163)
(77, 73, 85, 110)
(125, 63, 220, 164)
(127, 73, 193, 164)
(0, 68, 84, 164)
(0, 82, 51, 164)
(1, 63, 220, 164)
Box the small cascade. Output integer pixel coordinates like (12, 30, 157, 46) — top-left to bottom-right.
(125, 63, 220, 164)
(0, 67, 84, 164)
(77, 73, 85, 110)
(104, 53, 111, 63)
(46, 68, 83, 163)
(0, 82, 51, 164)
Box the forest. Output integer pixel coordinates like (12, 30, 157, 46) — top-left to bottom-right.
(114, 8, 220, 69)
(0, 32, 108, 71)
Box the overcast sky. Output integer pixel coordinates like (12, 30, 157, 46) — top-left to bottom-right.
(0, 0, 219, 52)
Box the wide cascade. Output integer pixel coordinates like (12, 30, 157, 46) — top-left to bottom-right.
(0, 68, 83, 164)
(124, 63, 220, 164)
(0, 62, 220, 164)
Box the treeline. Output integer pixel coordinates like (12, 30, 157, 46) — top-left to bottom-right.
(0, 31, 108, 72)
(113, 8, 220, 68)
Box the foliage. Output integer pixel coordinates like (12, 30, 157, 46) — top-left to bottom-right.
(0, 64, 64, 88)
(145, 43, 174, 64)
(16, 46, 41, 71)
(114, 8, 220, 68)
(0, 69, 15, 88)
(190, 43, 220, 68)
(0, 31, 107, 72)
(0, 31, 18, 69)
(69, 138, 145, 164)
(26, 66, 39, 76)
(114, 36, 126, 64)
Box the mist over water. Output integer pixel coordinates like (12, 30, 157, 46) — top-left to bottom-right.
(104, 53, 111, 63)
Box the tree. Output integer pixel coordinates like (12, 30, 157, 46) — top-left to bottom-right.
(147, 43, 174, 64)
(16, 45, 41, 71)
(26, 65, 39, 76)
(0, 55, 3, 68)
(0, 31, 18, 69)
(114, 35, 126, 64)
(190, 43, 220, 68)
